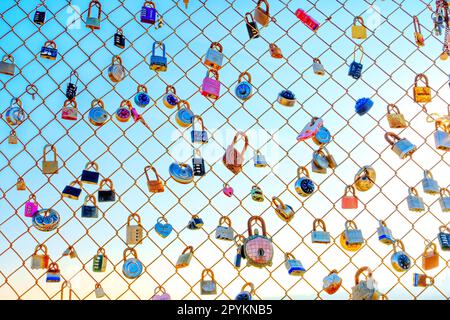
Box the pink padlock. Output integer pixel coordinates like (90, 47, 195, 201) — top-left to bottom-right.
(151, 286, 171, 300)
(24, 194, 39, 217)
(223, 183, 234, 197)
(201, 69, 221, 100)
(297, 117, 323, 141)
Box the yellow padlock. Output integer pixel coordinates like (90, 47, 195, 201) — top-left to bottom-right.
(352, 16, 367, 39)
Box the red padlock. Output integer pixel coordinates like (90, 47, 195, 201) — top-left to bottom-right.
(341, 185, 358, 209)
(61, 99, 78, 121)
(201, 69, 221, 100)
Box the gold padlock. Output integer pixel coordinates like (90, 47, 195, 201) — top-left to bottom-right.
(413, 73, 431, 103)
(386, 104, 407, 128)
(176, 246, 194, 269)
(145, 164, 165, 193)
(16, 177, 26, 191)
(422, 241, 439, 270)
(351, 16, 367, 39)
(126, 213, 144, 245)
(8, 130, 18, 144)
(42, 144, 59, 174)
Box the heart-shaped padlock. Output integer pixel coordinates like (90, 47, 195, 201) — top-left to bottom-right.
(155, 217, 173, 238)
(223, 183, 234, 197)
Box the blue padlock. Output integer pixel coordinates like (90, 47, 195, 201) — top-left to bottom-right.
(348, 45, 364, 79)
(40, 40, 58, 60)
(235, 71, 253, 101)
(150, 41, 167, 72)
(141, 1, 157, 24)
(355, 97, 374, 116)
(191, 115, 208, 143)
(134, 84, 150, 108)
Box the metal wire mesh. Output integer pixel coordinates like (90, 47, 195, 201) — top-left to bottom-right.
(0, 0, 449, 300)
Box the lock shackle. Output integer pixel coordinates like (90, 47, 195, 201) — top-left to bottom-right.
(119, 99, 132, 110)
(354, 266, 373, 285)
(91, 99, 105, 109)
(247, 216, 267, 237)
(34, 243, 48, 255)
(192, 115, 205, 131)
(95, 283, 103, 289)
(352, 44, 364, 63)
(256, 0, 270, 13)
(231, 131, 249, 154)
(143, 1, 156, 8)
(414, 73, 429, 87)
(69, 70, 79, 85)
(26, 84, 38, 97)
(154, 285, 166, 295)
(313, 57, 322, 64)
(408, 187, 419, 197)
(328, 269, 339, 277)
(219, 216, 232, 227)
(63, 99, 78, 109)
(182, 246, 194, 255)
(234, 234, 245, 246)
(206, 68, 219, 80)
(393, 239, 406, 252)
(440, 187, 450, 197)
(345, 220, 358, 231)
(69, 179, 83, 188)
(127, 213, 142, 225)
(44, 40, 57, 49)
(123, 247, 138, 260)
(2, 54, 14, 64)
(85, 161, 99, 171)
(10, 129, 17, 137)
(238, 71, 251, 84)
(17, 176, 24, 183)
(136, 84, 148, 93)
(284, 252, 296, 261)
(144, 165, 161, 182)
(413, 16, 422, 34)
(97, 247, 106, 256)
(384, 132, 402, 146)
(271, 196, 285, 210)
(201, 268, 215, 281)
(344, 185, 356, 197)
(297, 166, 310, 178)
(423, 169, 435, 180)
(84, 194, 97, 206)
(177, 100, 190, 111)
(165, 85, 176, 94)
(99, 178, 114, 190)
(313, 218, 327, 231)
(157, 216, 168, 224)
(435, 120, 450, 133)
(88, 0, 102, 18)
(378, 220, 388, 228)
(60, 280, 73, 300)
(241, 282, 255, 294)
(440, 225, 450, 233)
(423, 242, 437, 255)
(116, 28, 123, 35)
(193, 148, 202, 159)
(387, 104, 401, 115)
(111, 55, 123, 66)
(152, 41, 166, 56)
(209, 41, 223, 53)
(10, 97, 23, 108)
(43, 144, 57, 162)
(48, 262, 60, 272)
(245, 12, 256, 24)
(28, 193, 37, 202)
(353, 16, 365, 26)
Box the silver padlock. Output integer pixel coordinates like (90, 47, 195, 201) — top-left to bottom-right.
(254, 150, 268, 168)
(384, 132, 417, 159)
(434, 122, 450, 151)
(377, 220, 395, 245)
(204, 42, 224, 70)
(312, 58, 325, 75)
(439, 188, 450, 212)
(406, 187, 425, 212)
(422, 170, 440, 195)
(215, 216, 234, 241)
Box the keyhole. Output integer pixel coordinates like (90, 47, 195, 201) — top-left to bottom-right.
(258, 248, 265, 257)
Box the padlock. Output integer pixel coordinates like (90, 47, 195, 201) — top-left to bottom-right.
(62, 246, 78, 259)
(312, 58, 325, 75)
(295, 8, 320, 32)
(108, 55, 126, 83)
(169, 161, 194, 184)
(32, 208, 60, 232)
(97, 178, 116, 202)
(92, 248, 107, 272)
(254, 0, 271, 27)
(62, 180, 83, 200)
(192, 149, 206, 176)
(134, 84, 150, 108)
(8, 130, 18, 144)
(155, 217, 172, 238)
(355, 97, 374, 116)
(348, 45, 364, 80)
(187, 215, 204, 230)
(95, 284, 105, 298)
(46, 262, 61, 283)
(122, 248, 143, 279)
(66, 71, 78, 100)
(422, 169, 440, 195)
(151, 286, 171, 300)
(311, 159, 327, 174)
(354, 165, 376, 192)
(89, 99, 109, 126)
(162, 85, 179, 109)
(145, 165, 165, 193)
(311, 219, 331, 244)
(81, 162, 100, 185)
(284, 253, 306, 276)
(406, 187, 425, 212)
(413, 73, 432, 103)
(352, 16, 367, 39)
(215, 216, 234, 241)
(61, 99, 78, 121)
(295, 166, 315, 197)
(323, 270, 342, 295)
(40, 40, 58, 60)
(33, 5, 46, 25)
(140, 1, 157, 24)
(60, 281, 73, 300)
(377, 220, 395, 245)
(253, 150, 268, 168)
(277, 89, 296, 107)
(223, 183, 234, 197)
(271, 197, 295, 223)
(323, 147, 338, 169)
(235, 71, 253, 101)
(438, 225, 450, 251)
(42, 144, 59, 174)
(384, 132, 417, 159)
(391, 240, 412, 272)
(175, 100, 194, 127)
(250, 185, 264, 202)
(341, 185, 358, 209)
(413, 16, 425, 46)
(312, 126, 332, 146)
(16, 177, 26, 191)
(191, 115, 208, 143)
(86, 0, 102, 30)
(439, 188, 450, 212)
(150, 41, 168, 72)
(5, 98, 26, 126)
(351, 267, 380, 300)
(115, 100, 132, 123)
(386, 104, 407, 128)
(223, 131, 249, 174)
(126, 213, 144, 245)
(176, 246, 194, 269)
(114, 28, 126, 49)
(81, 195, 98, 218)
(269, 43, 283, 59)
(234, 235, 245, 269)
(204, 42, 224, 70)
(413, 274, 434, 287)
(243, 216, 273, 268)
(340, 220, 364, 251)
(24, 194, 39, 217)
(200, 269, 217, 295)
(0, 54, 16, 76)
(422, 242, 439, 270)
(31, 244, 50, 269)
(245, 12, 259, 39)
(235, 282, 254, 301)
(434, 121, 450, 151)
(201, 69, 221, 100)
(297, 117, 324, 141)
